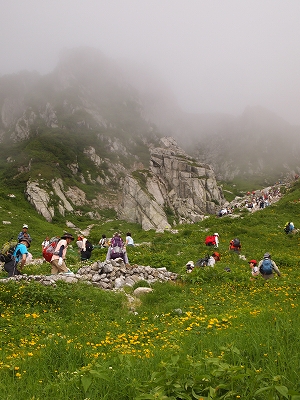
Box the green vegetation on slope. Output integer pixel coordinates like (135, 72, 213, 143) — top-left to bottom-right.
(0, 181, 300, 399)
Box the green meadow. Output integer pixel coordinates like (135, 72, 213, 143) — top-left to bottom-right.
(0, 181, 300, 399)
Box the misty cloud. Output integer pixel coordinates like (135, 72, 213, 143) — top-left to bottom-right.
(1, 0, 300, 124)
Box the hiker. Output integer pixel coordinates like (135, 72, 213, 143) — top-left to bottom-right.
(213, 233, 219, 248)
(125, 232, 134, 247)
(205, 233, 219, 247)
(207, 251, 220, 267)
(17, 224, 32, 241)
(218, 208, 227, 217)
(99, 234, 109, 248)
(258, 252, 281, 280)
(284, 222, 295, 234)
(229, 238, 241, 254)
(50, 233, 75, 274)
(4, 238, 31, 277)
(186, 260, 195, 273)
(248, 259, 260, 279)
(76, 235, 93, 261)
(106, 232, 129, 264)
(41, 236, 50, 252)
(195, 251, 220, 268)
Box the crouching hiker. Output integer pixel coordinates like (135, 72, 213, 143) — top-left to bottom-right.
(4, 238, 31, 277)
(207, 251, 221, 267)
(50, 233, 74, 274)
(186, 261, 195, 273)
(106, 232, 129, 264)
(248, 259, 260, 280)
(229, 238, 241, 254)
(191, 251, 221, 270)
(258, 252, 281, 280)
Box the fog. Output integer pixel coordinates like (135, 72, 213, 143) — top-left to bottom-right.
(1, 0, 300, 125)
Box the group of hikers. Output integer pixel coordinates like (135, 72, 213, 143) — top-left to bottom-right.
(186, 232, 281, 280)
(218, 186, 282, 217)
(0, 226, 77, 277)
(0, 221, 287, 280)
(0, 225, 135, 277)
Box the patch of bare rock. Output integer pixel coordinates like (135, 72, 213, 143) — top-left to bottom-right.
(0, 259, 178, 290)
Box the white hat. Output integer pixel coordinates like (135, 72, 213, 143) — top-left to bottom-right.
(186, 261, 194, 267)
(214, 233, 219, 236)
(23, 224, 28, 229)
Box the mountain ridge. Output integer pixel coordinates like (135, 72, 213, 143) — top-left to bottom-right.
(0, 47, 299, 226)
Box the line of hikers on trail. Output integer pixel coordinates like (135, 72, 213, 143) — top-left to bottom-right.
(0, 225, 135, 277)
(186, 232, 282, 280)
(217, 186, 283, 217)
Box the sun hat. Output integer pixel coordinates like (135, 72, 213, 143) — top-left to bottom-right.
(248, 259, 257, 265)
(213, 233, 219, 236)
(23, 224, 28, 229)
(186, 261, 194, 267)
(263, 252, 271, 259)
(19, 238, 31, 248)
(61, 233, 74, 241)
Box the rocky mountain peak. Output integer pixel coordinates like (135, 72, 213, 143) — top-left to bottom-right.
(119, 138, 224, 230)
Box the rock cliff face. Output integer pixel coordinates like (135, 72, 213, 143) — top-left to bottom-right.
(119, 137, 224, 230)
(24, 138, 224, 229)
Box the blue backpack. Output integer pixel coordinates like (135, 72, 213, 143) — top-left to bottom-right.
(260, 258, 273, 275)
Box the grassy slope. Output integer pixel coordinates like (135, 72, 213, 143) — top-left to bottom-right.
(0, 181, 300, 399)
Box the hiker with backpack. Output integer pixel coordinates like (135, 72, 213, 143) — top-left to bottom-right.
(3, 238, 31, 277)
(50, 233, 75, 274)
(99, 234, 109, 248)
(76, 235, 93, 261)
(207, 251, 221, 267)
(229, 238, 241, 254)
(284, 222, 295, 234)
(258, 253, 281, 280)
(205, 233, 219, 248)
(106, 232, 129, 264)
(194, 251, 221, 268)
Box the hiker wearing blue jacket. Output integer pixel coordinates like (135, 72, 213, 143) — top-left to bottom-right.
(258, 253, 281, 280)
(4, 238, 30, 277)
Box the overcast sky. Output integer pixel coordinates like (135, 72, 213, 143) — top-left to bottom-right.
(1, 0, 300, 124)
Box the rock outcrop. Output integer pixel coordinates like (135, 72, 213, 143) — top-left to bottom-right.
(24, 139, 224, 229)
(119, 137, 224, 230)
(25, 181, 54, 222)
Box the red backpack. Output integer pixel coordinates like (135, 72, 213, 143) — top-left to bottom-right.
(42, 237, 60, 262)
(205, 235, 216, 246)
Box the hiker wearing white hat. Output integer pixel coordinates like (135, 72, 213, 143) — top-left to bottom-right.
(17, 224, 32, 242)
(213, 233, 219, 248)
